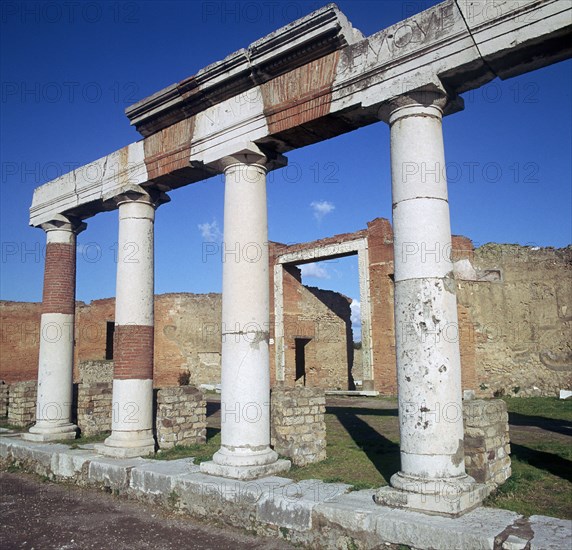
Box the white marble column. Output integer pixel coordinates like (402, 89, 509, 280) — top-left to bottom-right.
(24, 215, 85, 442)
(96, 190, 167, 458)
(375, 93, 486, 515)
(200, 143, 290, 480)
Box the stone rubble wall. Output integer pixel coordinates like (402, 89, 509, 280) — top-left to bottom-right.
(7, 381, 36, 427)
(0, 382, 8, 418)
(77, 382, 112, 437)
(463, 399, 511, 488)
(271, 386, 327, 466)
(155, 386, 206, 449)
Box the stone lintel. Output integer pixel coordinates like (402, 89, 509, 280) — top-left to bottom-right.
(126, 4, 364, 136)
(29, 0, 571, 227)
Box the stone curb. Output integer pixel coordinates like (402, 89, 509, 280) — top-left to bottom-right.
(1, 436, 570, 549)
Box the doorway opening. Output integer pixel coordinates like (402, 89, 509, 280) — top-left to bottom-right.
(295, 337, 311, 386)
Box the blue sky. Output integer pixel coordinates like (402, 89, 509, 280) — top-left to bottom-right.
(1, 1, 571, 338)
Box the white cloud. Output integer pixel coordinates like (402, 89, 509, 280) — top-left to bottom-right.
(300, 262, 330, 279)
(351, 299, 362, 341)
(310, 200, 335, 221)
(350, 300, 361, 327)
(198, 219, 222, 241)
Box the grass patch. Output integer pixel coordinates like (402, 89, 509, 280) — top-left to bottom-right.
(282, 404, 400, 491)
(485, 442, 572, 518)
(49, 431, 110, 448)
(280, 397, 571, 517)
(503, 396, 572, 422)
(0, 420, 25, 431)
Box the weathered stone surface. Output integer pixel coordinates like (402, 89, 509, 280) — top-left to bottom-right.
(457, 244, 572, 398)
(7, 381, 36, 427)
(155, 386, 206, 449)
(1, 437, 568, 549)
(0, 382, 8, 417)
(129, 458, 199, 497)
(529, 515, 572, 550)
(77, 380, 112, 437)
(257, 479, 350, 530)
(87, 456, 152, 490)
(271, 387, 327, 466)
(464, 399, 511, 488)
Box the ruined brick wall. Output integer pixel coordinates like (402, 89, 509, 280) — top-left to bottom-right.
(154, 293, 221, 387)
(155, 386, 206, 449)
(463, 399, 511, 488)
(269, 260, 352, 390)
(74, 298, 115, 381)
(457, 245, 572, 397)
(74, 294, 222, 387)
(0, 301, 40, 383)
(7, 381, 36, 427)
(271, 386, 327, 466)
(366, 218, 396, 394)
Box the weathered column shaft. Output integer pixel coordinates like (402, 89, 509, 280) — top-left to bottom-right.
(200, 144, 290, 479)
(376, 95, 485, 515)
(97, 195, 157, 457)
(221, 161, 272, 451)
(25, 218, 84, 441)
(390, 103, 466, 480)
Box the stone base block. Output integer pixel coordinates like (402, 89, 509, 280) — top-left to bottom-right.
(200, 458, 291, 480)
(22, 423, 78, 442)
(94, 442, 155, 458)
(375, 473, 489, 517)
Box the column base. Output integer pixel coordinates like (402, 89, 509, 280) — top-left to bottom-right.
(200, 459, 291, 480)
(374, 472, 489, 517)
(94, 431, 155, 458)
(22, 423, 77, 442)
(200, 445, 291, 480)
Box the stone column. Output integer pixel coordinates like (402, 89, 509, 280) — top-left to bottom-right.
(200, 143, 290, 480)
(375, 92, 486, 515)
(96, 189, 167, 458)
(24, 215, 85, 442)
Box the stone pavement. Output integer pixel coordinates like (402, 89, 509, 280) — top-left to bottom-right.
(1, 435, 570, 549)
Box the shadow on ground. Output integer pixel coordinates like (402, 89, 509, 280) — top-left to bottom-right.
(327, 405, 400, 483)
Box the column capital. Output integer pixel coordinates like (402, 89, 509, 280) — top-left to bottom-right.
(105, 185, 170, 209)
(192, 141, 287, 174)
(39, 214, 86, 236)
(377, 84, 464, 124)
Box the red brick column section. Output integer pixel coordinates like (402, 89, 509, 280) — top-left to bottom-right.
(113, 325, 154, 380)
(96, 189, 169, 459)
(41, 242, 76, 315)
(24, 216, 85, 442)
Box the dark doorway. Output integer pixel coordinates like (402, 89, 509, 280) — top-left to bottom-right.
(105, 321, 115, 360)
(295, 338, 311, 385)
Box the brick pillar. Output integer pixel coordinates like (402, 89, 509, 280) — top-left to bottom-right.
(24, 215, 85, 442)
(96, 189, 168, 458)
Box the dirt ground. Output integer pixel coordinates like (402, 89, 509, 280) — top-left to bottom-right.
(0, 471, 295, 550)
